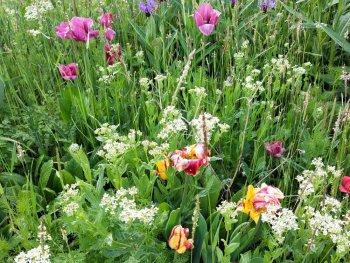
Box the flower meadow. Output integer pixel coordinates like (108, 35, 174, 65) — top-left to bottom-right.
(0, 0, 350, 262)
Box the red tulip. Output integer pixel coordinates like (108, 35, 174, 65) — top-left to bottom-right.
(58, 63, 78, 80)
(265, 141, 286, 158)
(339, 176, 350, 195)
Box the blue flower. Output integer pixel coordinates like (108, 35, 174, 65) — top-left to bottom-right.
(258, 0, 276, 12)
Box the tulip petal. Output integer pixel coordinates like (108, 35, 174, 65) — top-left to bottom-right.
(198, 24, 215, 36)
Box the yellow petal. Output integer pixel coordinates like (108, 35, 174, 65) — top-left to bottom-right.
(155, 159, 169, 180)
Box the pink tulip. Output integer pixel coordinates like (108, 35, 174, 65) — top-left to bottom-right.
(253, 184, 284, 211)
(193, 3, 221, 36)
(339, 176, 350, 195)
(99, 13, 114, 28)
(55, 17, 100, 43)
(265, 141, 286, 158)
(105, 44, 122, 65)
(58, 63, 78, 80)
(104, 28, 116, 42)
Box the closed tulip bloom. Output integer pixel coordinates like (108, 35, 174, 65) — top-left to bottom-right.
(56, 17, 99, 43)
(58, 63, 78, 80)
(99, 13, 114, 28)
(339, 176, 350, 195)
(193, 3, 221, 36)
(168, 225, 194, 254)
(265, 141, 286, 158)
(104, 28, 116, 42)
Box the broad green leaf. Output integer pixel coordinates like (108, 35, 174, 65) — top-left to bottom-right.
(39, 160, 53, 193)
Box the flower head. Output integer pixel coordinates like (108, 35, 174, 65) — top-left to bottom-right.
(58, 63, 78, 80)
(139, 0, 156, 15)
(231, 0, 237, 7)
(237, 184, 284, 223)
(155, 157, 169, 180)
(55, 17, 99, 43)
(168, 225, 194, 254)
(339, 176, 350, 195)
(170, 144, 210, 176)
(258, 0, 276, 12)
(265, 141, 286, 158)
(99, 13, 114, 28)
(105, 44, 122, 65)
(193, 3, 221, 36)
(104, 28, 116, 42)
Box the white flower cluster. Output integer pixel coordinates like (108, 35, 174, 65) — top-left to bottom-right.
(189, 87, 207, 97)
(243, 76, 264, 92)
(68, 143, 80, 153)
(24, 1, 53, 21)
(304, 207, 350, 254)
(100, 187, 158, 225)
(28, 29, 42, 37)
(60, 183, 80, 216)
(271, 55, 291, 75)
(216, 201, 237, 219)
(321, 196, 342, 214)
(157, 106, 187, 140)
(15, 245, 51, 263)
(96, 125, 142, 162)
(190, 112, 230, 143)
(296, 158, 341, 199)
(98, 63, 122, 84)
(15, 222, 51, 263)
(142, 141, 169, 156)
(261, 208, 298, 243)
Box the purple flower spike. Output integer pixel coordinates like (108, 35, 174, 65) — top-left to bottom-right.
(231, 0, 237, 8)
(139, 0, 156, 16)
(258, 0, 276, 12)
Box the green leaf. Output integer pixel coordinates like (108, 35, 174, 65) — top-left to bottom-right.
(69, 147, 92, 182)
(164, 208, 181, 239)
(39, 160, 53, 193)
(192, 213, 207, 263)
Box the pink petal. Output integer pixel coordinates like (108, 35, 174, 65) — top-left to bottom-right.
(104, 28, 115, 42)
(194, 11, 204, 27)
(199, 24, 215, 36)
(197, 3, 213, 22)
(209, 10, 221, 26)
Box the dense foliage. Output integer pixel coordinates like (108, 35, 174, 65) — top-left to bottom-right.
(0, 0, 350, 262)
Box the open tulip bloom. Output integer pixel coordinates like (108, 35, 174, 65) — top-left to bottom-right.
(56, 17, 99, 43)
(168, 225, 194, 254)
(58, 63, 78, 81)
(193, 3, 221, 36)
(237, 184, 284, 223)
(170, 144, 210, 176)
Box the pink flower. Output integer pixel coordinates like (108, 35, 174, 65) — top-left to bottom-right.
(55, 17, 100, 43)
(99, 13, 114, 28)
(105, 44, 122, 65)
(339, 176, 350, 195)
(252, 183, 284, 211)
(170, 144, 210, 176)
(193, 3, 221, 36)
(265, 141, 286, 158)
(104, 28, 116, 42)
(58, 63, 78, 80)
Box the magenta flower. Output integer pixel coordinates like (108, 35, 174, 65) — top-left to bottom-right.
(99, 13, 114, 28)
(55, 17, 100, 43)
(58, 63, 78, 81)
(193, 3, 221, 36)
(265, 141, 286, 158)
(105, 45, 122, 65)
(104, 28, 116, 42)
